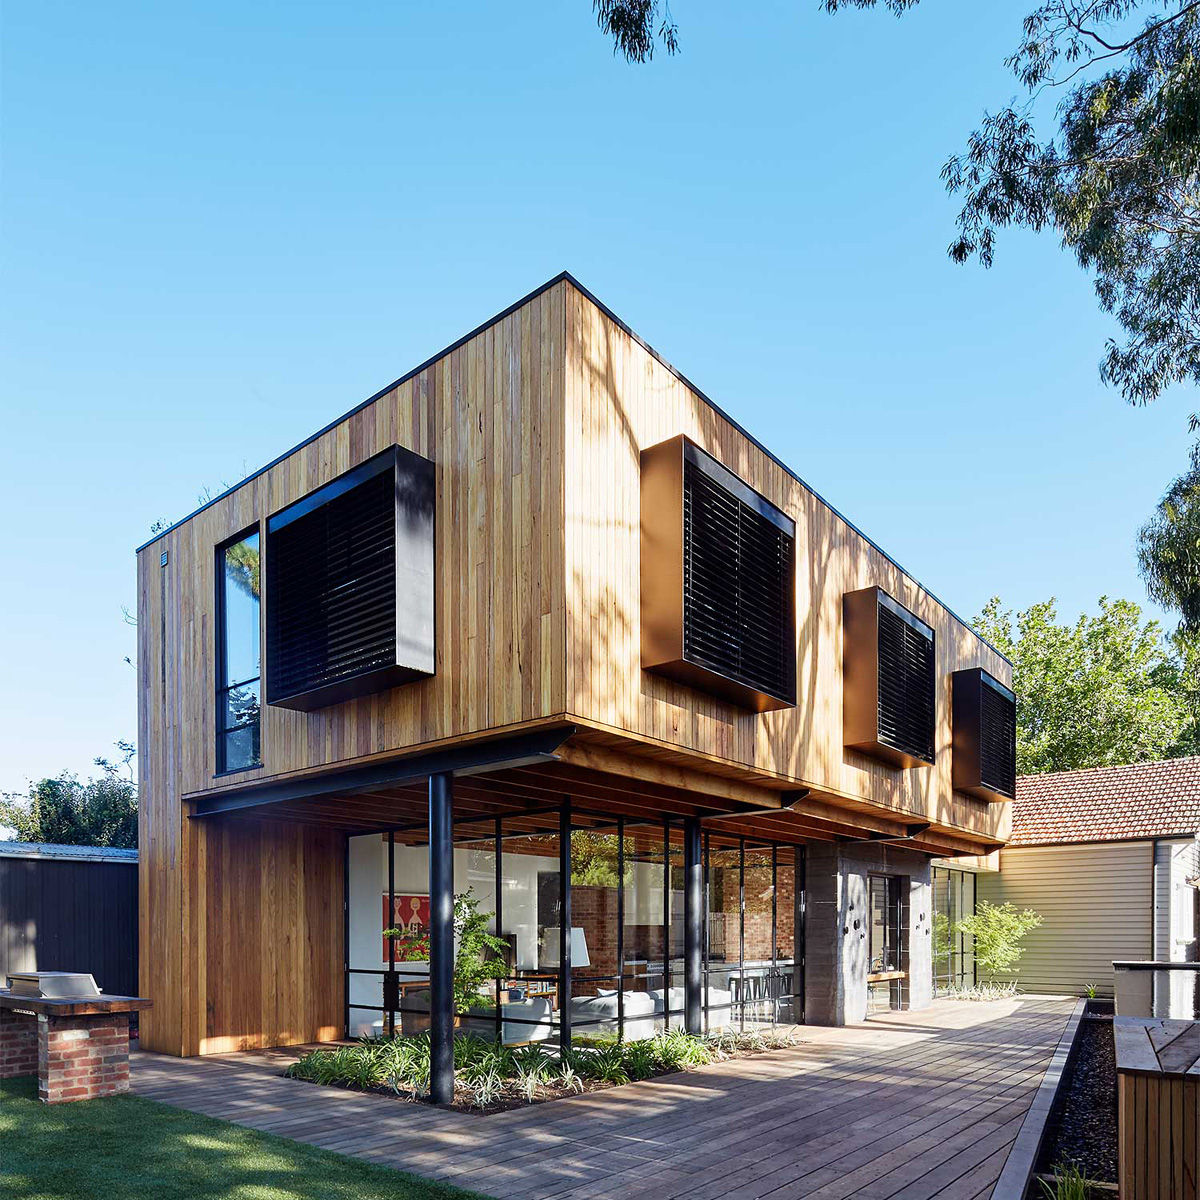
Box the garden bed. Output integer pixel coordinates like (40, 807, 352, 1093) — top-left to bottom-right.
(286, 1026, 806, 1114)
(1036, 1005, 1118, 1189)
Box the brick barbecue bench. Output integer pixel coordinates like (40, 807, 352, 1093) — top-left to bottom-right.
(0, 989, 152, 1103)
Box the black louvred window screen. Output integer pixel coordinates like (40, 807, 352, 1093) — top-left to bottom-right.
(682, 459, 795, 704)
(980, 682, 1017, 798)
(876, 604, 935, 763)
(268, 470, 397, 701)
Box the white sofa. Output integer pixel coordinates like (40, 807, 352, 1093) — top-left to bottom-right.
(652, 985, 734, 1029)
(569, 989, 659, 1040)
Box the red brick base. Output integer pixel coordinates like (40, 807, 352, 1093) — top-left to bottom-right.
(0, 1007, 38, 1078)
(36, 1014, 130, 1103)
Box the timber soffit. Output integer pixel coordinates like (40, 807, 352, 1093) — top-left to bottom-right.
(133, 271, 1010, 668)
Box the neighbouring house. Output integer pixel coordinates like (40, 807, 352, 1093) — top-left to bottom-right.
(976, 757, 1200, 997)
(135, 273, 1016, 1099)
(0, 841, 139, 999)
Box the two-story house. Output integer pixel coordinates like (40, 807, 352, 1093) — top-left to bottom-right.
(136, 273, 1015, 1101)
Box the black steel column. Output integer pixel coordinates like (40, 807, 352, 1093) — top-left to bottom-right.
(429, 772, 454, 1105)
(683, 816, 703, 1034)
(616, 818, 625, 1041)
(558, 801, 572, 1053)
(386, 830, 396, 1038)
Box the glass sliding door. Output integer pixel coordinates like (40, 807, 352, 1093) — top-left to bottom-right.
(565, 824, 624, 1041)
(932, 866, 976, 995)
(345, 801, 807, 1047)
(622, 823, 670, 1038)
(494, 820, 560, 1045)
(867, 873, 907, 1011)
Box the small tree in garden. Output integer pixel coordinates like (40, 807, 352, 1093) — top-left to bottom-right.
(957, 900, 1043, 984)
(383, 891, 508, 1014)
(452, 893, 508, 1014)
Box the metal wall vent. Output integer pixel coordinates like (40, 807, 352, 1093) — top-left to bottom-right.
(952, 667, 1016, 802)
(265, 445, 435, 712)
(642, 435, 796, 712)
(844, 587, 936, 768)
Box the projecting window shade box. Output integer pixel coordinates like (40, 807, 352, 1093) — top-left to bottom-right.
(951, 667, 1017, 802)
(640, 434, 797, 712)
(265, 444, 435, 712)
(843, 586, 936, 769)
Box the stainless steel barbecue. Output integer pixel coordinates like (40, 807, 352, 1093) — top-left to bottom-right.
(5, 971, 102, 1000)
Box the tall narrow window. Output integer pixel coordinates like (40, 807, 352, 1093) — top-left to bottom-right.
(217, 529, 261, 772)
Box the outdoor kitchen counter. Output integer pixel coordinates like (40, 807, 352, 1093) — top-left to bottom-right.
(0, 988, 152, 1103)
(0, 990, 153, 1017)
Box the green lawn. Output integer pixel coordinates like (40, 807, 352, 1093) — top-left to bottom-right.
(0, 1076, 487, 1200)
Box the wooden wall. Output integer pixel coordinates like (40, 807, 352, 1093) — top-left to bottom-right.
(138, 540, 344, 1054)
(141, 281, 567, 803)
(977, 841, 1154, 995)
(563, 287, 1010, 844)
(1118, 1070, 1199, 1199)
(137, 283, 567, 1053)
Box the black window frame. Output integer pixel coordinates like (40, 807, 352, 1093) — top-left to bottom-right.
(215, 524, 263, 776)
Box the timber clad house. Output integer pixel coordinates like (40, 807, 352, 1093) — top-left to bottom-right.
(136, 273, 1016, 1101)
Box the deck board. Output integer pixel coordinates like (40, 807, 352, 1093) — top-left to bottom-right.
(131, 995, 1075, 1200)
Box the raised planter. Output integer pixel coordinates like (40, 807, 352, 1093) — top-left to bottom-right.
(1114, 1014, 1199, 1200)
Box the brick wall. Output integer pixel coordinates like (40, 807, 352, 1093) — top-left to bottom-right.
(37, 1015, 130, 1103)
(711, 855, 797, 962)
(0, 1008, 38, 1078)
(571, 861, 798, 997)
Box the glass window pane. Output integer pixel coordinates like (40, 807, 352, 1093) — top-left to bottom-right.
(775, 851, 798, 1024)
(498, 821, 560, 1045)
(706, 844, 741, 1031)
(222, 534, 260, 687)
(932, 868, 951, 991)
(222, 679, 260, 732)
(222, 724, 259, 773)
(624, 826, 668, 1037)
(569, 828, 623, 1038)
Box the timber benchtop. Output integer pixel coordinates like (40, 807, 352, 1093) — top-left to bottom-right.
(0, 990, 153, 1018)
(1114, 1015, 1200, 1078)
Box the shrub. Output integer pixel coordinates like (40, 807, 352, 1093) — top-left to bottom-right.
(956, 900, 1043, 983)
(286, 1024, 781, 1108)
(1040, 1162, 1089, 1200)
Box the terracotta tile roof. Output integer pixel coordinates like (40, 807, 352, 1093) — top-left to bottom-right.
(1012, 757, 1200, 846)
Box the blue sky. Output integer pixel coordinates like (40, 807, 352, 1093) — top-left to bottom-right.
(1, 1, 1193, 794)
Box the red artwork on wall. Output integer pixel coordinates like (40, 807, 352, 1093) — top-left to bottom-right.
(382, 894, 430, 962)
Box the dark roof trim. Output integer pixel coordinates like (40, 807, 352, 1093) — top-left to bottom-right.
(135, 271, 1009, 666)
(189, 725, 577, 818)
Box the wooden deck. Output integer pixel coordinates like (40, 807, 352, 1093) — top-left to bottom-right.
(131, 995, 1076, 1200)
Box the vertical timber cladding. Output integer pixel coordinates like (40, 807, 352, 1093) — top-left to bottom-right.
(563, 282, 1010, 843)
(136, 283, 569, 1054)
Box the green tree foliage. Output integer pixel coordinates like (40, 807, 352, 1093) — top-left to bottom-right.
(570, 829, 630, 887)
(1139, 444, 1200, 636)
(0, 743, 138, 848)
(593, 1, 679, 63)
(956, 900, 1043, 983)
(597, 1, 1200, 411)
(451, 892, 509, 1014)
(974, 596, 1194, 774)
